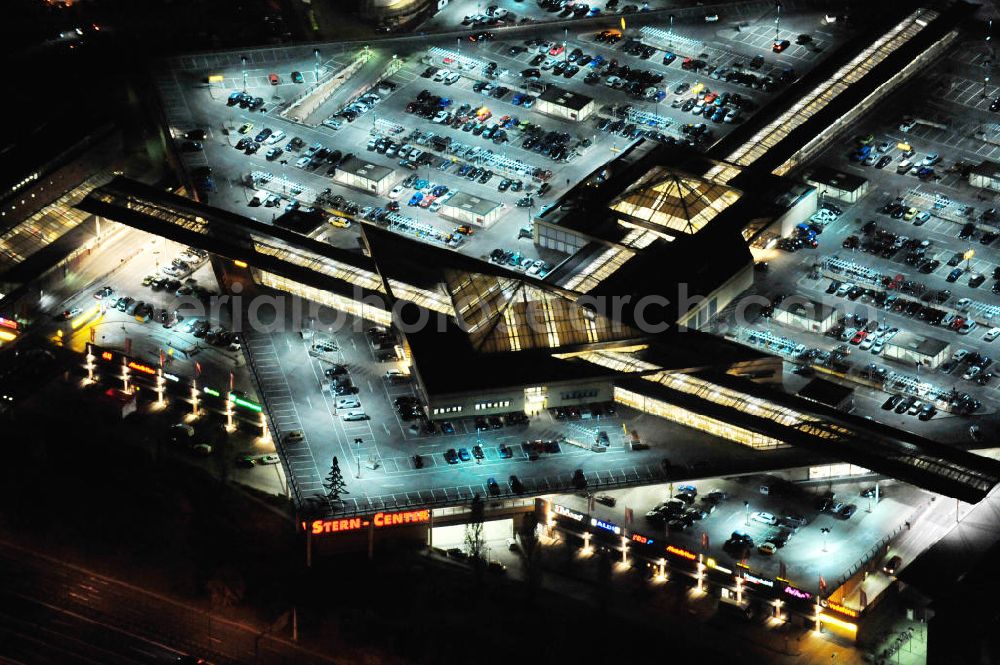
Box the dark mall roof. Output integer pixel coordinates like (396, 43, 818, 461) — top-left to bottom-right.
(885, 331, 949, 358)
(797, 378, 854, 409)
(539, 85, 593, 111)
(804, 165, 867, 193)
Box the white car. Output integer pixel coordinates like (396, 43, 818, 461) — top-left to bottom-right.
(870, 339, 884, 354)
(342, 410, 368, 421)
(295, 156, 310, 168)
(432, 110, 449, 123)
(429, 201, 442, 212)
(959, 320, 979, 335)
(751, 511, 778, 525)
(389, 185, 405, 199)
(859, 336, 875, 350)
(433, 69, 450, 82)
(984, 327, 1000, 342)
(258, 454, 280, 465)
(541, 58, 557, 70)
(337, 397, 361, 409)
(265, 130, 286, 145)
(899, 119, 917, 132)
(527, 260, 544, 275)
(445, 71, 461, 85)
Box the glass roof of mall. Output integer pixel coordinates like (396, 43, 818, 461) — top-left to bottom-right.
(0, 174, 111, 273)
(706, 8, 938, 183)
(610, 167, 742, 238)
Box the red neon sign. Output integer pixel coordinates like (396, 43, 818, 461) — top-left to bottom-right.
(631, 534, 653, 545)
(101, 351, 114, 361)
(128, 361, 157, 375)
(305, 509, 431, 535)
(666, 545, 696, 560)
(0, 317, 18, 331)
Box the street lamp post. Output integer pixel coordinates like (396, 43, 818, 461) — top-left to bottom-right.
(313, 49, 320, 82)
(355, 437, 363, 479)
(668, 15, 674, 51)
(821, 527, 831, 552)
(241, 56, 248, 93)
(744, 500, 750, 525)
(775, 2, 782, 42)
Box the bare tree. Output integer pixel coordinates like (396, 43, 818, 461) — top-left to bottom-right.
(465, 494, 487, 584)
(324, 456, 348, 501)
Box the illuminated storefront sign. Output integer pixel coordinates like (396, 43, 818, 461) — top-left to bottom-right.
(783, 585, 812, 600)
(127, 361, 157, 376)
(823, 601, 859, 618)
(163, 373, 180, 382)
(591, 518, 621, 535)
(0, 317, 19, 331)
(203, 387, 221, 397)
(819, 613, 858, 632)
(666, 545, 696, 560)
(743, 572, 774, 588)
(228, 392, 264, 413)
(631, 534, 654, 545)
(305, 509, 431, 535)
(553, 504, 585, 522)
(101, 351, 114, 361)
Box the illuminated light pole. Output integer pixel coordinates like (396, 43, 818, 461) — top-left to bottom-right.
(259, 412, 270, 442)
(85, 344, 96, 383)
(620, 535, 629, 564)
(736, 575, 744, 604)
(355, 437, 363, 479)
(313, 48, 320, 82)
(744, 500, 751, 526)
(582, 531, 592, 554)
(156, 368, 165, 405)
(668, 15, 674, 51)
(774, 1, 782, 43)
(964, 248, 975, 272)
(190, 381, 200, 416)
(774, 598, 783, 621)
(225, 394, 235, 432)
(657, 558, 666, 581)
(821, 527, 831, 552)
(241, 56, 248, 93)
(814, 598, 823, 633)
(696, 554, 706, 593)
(121, 359, 130, 394)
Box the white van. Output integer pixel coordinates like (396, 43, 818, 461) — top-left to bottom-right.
(249, 189, 269, 206)
(342, 410, 368, 421)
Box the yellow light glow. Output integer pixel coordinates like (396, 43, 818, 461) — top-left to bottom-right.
(818, 613, 858, 632)
(70, 305, 100, 329)
(234, 260, 248, 268)
(0, 330, 17, 342)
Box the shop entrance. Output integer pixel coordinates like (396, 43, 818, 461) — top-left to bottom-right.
(524, 386, 547, 415)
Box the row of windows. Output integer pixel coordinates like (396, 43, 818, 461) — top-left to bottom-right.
(432, 406, 463, 415)
(559, 389, 599, 401)
(474, 401, 511, 410)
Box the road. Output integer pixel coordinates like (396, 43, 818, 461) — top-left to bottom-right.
(0, 539, 335, 665)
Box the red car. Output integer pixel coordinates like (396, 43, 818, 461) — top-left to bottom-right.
(549, 44, 565, 56)
(772, 40, 790, 53)
(268, 73, 280, 85)
(850, 330, 867, 345)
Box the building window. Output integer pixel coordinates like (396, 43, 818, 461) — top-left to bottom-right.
(559, 389, 598, 401)
(433, 406, 463, 415)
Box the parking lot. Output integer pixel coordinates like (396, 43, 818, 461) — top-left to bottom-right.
(718, 34, 1000, 444)
(555, 471, 930, 596)
(158, 9, 841, 271)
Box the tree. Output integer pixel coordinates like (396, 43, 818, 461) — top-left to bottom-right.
(465, 494, 487, 585)
(324, 456, 348, 501)
(518, 511, 543, 603)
